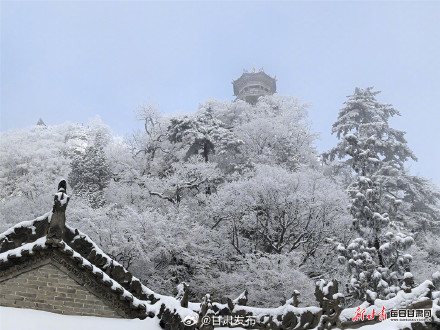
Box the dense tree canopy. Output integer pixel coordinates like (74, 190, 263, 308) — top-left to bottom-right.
(1, 93, 438, 308)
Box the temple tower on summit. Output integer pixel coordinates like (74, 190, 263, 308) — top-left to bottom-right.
(232, 68, 277, 105)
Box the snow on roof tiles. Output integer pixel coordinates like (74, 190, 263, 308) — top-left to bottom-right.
(0, 217, 198, 323)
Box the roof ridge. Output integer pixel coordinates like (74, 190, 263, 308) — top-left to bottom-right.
(0, 216, 198, 322)
(0, 236, 150, 318)
(0, 212, 52, 242)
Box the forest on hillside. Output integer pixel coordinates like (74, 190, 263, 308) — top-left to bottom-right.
(1, 89, 439, 308)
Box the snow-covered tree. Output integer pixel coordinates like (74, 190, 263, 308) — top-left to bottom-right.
(337, 232, 414, 300)
(0, 124, 74, 229)
(194, 252, 316, 307)
(167, 106, 243, 164)
(325, 87, 423, 301)
(3, 90, 437, 309)
(128, 104, 174, 177)
(209, 165, 350, 259)
(234, 95, 318, 171)
(325, 87, 439, 233)
(146, 155, 222, 206)
(69, 133, 112, 208)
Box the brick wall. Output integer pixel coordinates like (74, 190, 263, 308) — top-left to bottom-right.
(0, 263, 121, 318)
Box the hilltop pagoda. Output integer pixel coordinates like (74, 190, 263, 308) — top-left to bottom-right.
(232, 68, 277, 104)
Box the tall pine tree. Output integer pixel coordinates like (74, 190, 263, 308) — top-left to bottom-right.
(69, 133, 112, 208)
(325, 87, 418, 300)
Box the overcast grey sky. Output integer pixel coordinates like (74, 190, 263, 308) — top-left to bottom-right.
(1, 1, 439, 185)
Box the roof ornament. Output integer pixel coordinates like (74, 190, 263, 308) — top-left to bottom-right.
(47, 179, 70, 243)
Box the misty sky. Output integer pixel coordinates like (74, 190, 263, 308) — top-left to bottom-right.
(1, 1, 439, 185)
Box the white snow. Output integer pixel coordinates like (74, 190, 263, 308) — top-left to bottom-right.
(0, 306, 161, 330)
(232, 290, 247, 304)
(374, 280, 433, 309)
(346, 319, 422, 329)
(55, 192, 69, 205)
(0, 236, 48, 262)
(0, 212, 51, 241)
(316, 279, 334, 295)
(0, 306, 246, 330)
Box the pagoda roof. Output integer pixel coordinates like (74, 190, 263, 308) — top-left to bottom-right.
(232, 69, 277, 96)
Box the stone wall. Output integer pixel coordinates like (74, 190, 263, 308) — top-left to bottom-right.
(0, 263, 121, 318)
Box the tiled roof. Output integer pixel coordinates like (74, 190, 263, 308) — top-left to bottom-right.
(0, 216, 198, 325)
(0, 236, 147, 314)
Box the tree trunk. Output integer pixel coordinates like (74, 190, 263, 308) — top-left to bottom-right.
(374, 235, 384, 267)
